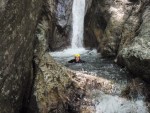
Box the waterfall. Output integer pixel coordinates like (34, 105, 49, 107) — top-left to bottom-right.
(71, 0, 85, 48)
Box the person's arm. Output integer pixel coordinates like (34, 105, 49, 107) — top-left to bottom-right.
(68, 59, 75, 63)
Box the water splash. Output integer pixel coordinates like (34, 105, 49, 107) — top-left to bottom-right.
(71, 0, 85, 48)
(95, 94, 148, 113)
(50, 48, 89, 57)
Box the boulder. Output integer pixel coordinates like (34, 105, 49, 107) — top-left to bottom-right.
(117, 6, 150, 80)
(0, 0, 42, 113)
(28, 23, 85, 113)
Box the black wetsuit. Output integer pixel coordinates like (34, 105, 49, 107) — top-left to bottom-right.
(68, 59, 85, 63)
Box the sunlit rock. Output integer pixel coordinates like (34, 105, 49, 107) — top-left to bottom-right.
(117, 6, 150, 80)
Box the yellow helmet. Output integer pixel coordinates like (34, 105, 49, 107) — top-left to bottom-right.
(74, 54, 80, 57)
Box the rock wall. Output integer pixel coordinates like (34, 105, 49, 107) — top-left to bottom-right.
(0, 0, 43, 113)
(84, 0, 106, 49)
(28, 23, 86, 113)
(117, 4, 150, 80)
(0, 0, 149, 113)
(85, 0, 150, 79)
(85, 0, 141, 56)
(40, 0, 73, 51)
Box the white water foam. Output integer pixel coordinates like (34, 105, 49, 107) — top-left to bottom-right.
(71, 0, 85, 48)
(50, 47, 98, 58)
(50, 48, 91, 57)
(95, 94, 148, 113)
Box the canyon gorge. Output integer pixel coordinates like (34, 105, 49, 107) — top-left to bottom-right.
(0, 0, 150, 113)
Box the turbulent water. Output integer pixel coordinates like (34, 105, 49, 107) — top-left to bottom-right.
(71, 0, 85, 48)
(95, 94, 148, 113)
(50, 48, 149, 113)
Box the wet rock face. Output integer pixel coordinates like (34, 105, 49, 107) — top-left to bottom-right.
(0, 0, 42, 113)
(86, 0, 150, 79)
(39, 0, 73, 51)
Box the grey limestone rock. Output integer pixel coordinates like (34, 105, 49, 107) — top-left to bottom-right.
(0, 0, 43, 113)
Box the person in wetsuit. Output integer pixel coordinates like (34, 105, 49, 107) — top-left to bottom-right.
(68, 54, 85, 63)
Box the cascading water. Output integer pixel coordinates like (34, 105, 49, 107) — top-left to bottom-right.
(71, 0, 85, 48)
(50, 0, 149, 112)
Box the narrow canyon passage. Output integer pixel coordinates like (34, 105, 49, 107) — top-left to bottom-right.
(0, 0, 150, 113)
(49, 0, 149, 112)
